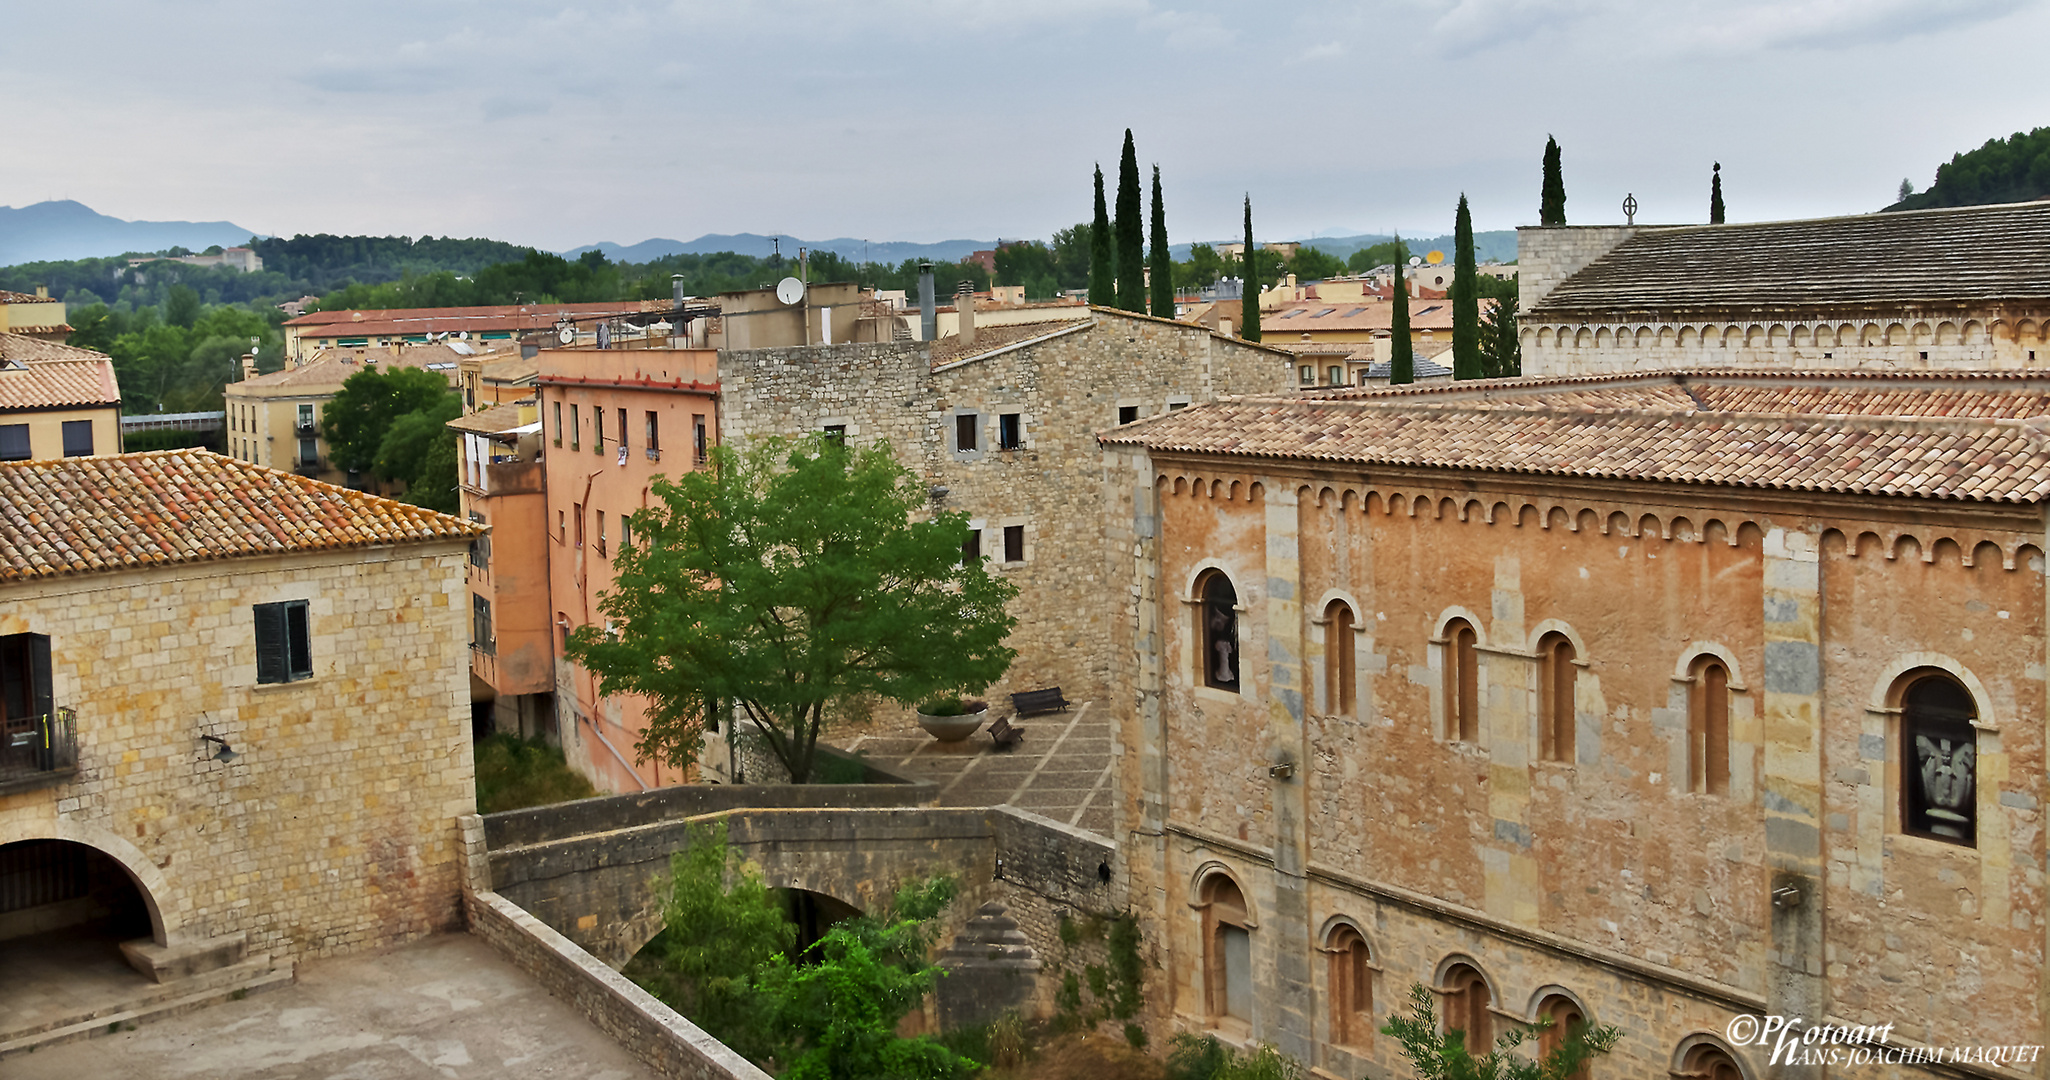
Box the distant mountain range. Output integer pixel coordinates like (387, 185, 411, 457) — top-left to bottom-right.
(0, 200, 259, 265)
(1175, 230, 1520, 265)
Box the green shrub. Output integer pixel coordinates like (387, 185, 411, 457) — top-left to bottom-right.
(473, 734, 596, 813)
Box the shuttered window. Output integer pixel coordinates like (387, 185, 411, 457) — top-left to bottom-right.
(60, 421, 93, 457)
(0, 424, 28, 461)
(254, 600, 312, 684)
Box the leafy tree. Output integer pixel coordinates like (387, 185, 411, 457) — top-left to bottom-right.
(568, 435, 1019, 784)
(1090, 166, 1116, 307)
(1540, 135, 1567, 226)
(1899, 177, 1916, 202)
(163, 284, 202, 329)
(1347, 237, 1411, 276)
(1115, 130, 1146, 312)
(1241, 195, 1262, 343)
(375, 396, 464, 511)
(1710, 162, 1726, 224)
(1889, 125, 2050, 210)
(1390, 258, 1414, 385)
(1177, 243, 1227, 290)
(1050, 223, 1096, 292)
(1150, 165, 1174, 318)
(319, 365, 459, 477)
(1283, 246, 1346, 282)
(1382, 982, 1620, 1079)
(1480, 292, 1521, 378)
(1167, 1034, 1302, 1080)
(994, 240, 1062, 299)
(1451, 194, 1481, 380)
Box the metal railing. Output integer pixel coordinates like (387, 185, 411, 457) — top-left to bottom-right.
(0, 708, 78, 795)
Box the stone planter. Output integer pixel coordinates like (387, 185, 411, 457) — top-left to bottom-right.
(916, 704, 988, 742)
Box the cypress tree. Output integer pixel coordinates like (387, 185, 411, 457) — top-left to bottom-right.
(1114, 130, 1145, 312)
(1088, 165, 1114, 307)
(1710, 162, 1726, 224)
(1451, 194, 1481, 380)
(1540, 135, 1567, 226)
(1389, 254, 1413, 385)
(1240, 194, 1261, 343)
(1149, 165, 1174, 319)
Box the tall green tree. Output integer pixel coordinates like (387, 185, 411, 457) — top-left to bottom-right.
(567, 435, 1019, 784)
(1888, 124, 2050, 210)
(1089, 166, 1115, 307)
(1710, 162, 1726, 224)
(1389, 257, 1414, 385)
(1480, 292, 1521, 378)
(1451, 194, 1482, 380)
(1149, 165, 1174, 318)
(318, 365, 458, 477)
(1540, 136, 1567, 226)
(1382, 982, 1620, 1079)
(1240, 195, 1262, 343)
(1114, 130, 1145, 312)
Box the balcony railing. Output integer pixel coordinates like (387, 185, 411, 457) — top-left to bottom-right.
(0, 708, 78, 795)
(294, 458, 323, 477)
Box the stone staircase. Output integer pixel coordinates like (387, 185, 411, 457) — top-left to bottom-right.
(0, 938, 294, 1059)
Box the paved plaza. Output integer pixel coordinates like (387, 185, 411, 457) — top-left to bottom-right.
(842, 700, 1114, 838)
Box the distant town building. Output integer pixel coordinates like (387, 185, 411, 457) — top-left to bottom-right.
(0, 287, 71, 342)
(451, 402, 553, 744)
(224, 342, 491, 486)
(281, 301, 678, 361)
(124, 246, 263, 273)
(0, 335, 121, 461)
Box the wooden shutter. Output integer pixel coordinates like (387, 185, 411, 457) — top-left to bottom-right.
(27, 634, 51, 720)
(254, 604, 287, 684)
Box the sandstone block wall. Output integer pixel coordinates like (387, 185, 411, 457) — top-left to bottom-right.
(0, 544, 476, 961)
(1521, 309, 2050, 378)
(1515, 225, 1639, 311)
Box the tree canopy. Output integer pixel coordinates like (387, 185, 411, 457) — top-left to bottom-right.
(1382, 982, 1620, 1079)
(567, 435, 1019, 784)
(1888, 125, 2050, 210)
(1451, 195, 1481, 380)
(319, 365, 459, 479)
(1114, 130, 1146, 312)
(1149, 165, 1175, 318)
(1540, 136, 1567, 226)
(1090, 166, 1116, 307)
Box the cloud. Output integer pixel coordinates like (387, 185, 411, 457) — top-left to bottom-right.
(1425, 0, 2039, 57)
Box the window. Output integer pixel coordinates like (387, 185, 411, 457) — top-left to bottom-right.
(596, 510, 607, 557)
(472, 594, 494, 655)
(254, 600, 312, 684)
(554, 402, 564, 447)
(1327, 365, 1343, 386)
(1537, 632, 1576, 763)
(620, 517, 632, 549)
(823, 424, 847, 445)
(1201, 875, 1252, 1024)
(468, 512, 489, 568)
(693, 414, 708, 464)
(60, 420, 92, 457)
(645, 411, 661, 460)
(1300, 365, 1315, 384)
(1002, 524, 1025, 563)
(1326, 924, 1372, 1047)
(0, 633, 54, 761)
(297, 403, 315, 431)
(998, 412, 1022, 450)
(299, 437, 317, 467)
(1901, 673, 1977, 845)
(1440, 964, 1491, 1049)
(1168, 400, 1188, 411)
(1689, 656, 1731, 795)
(1676, 1042, 1745, 1080)
(594, 406, 606, 454)
(569, 405, 580, 450)
(617, 408, 628, 454)
(0, 424, 28, 461)
(1535, 995, 1589, 1080)
(962, 529, 981, 567)
(1198, 570, 1239, 691)
(1445, 619, 1479, 742)
(1324, 600, 1356, 715)
(1118, 405, 1140, 425)
(557, 509, 566, 542)
(573, 503, 584, 547)
(956, 413, 979, 453)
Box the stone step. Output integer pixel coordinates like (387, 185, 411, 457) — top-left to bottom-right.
(0, 956, 293, 1057)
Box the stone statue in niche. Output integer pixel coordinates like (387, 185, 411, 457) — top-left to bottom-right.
(1209, 606, 1236, 684)
(1914, 734, 1976, 838)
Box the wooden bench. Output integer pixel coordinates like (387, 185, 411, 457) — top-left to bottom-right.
(988, 715, 1024, 750)
(1010, 687, 1070, 717)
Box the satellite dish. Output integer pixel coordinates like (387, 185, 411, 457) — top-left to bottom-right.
(1407, 256, 1423, 267)
(776, 277, 806, 305)
(557, 324, 576, 345)
(1425, 250, 1445, 265)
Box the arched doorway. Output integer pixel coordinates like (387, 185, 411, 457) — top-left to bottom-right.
(1, 838, 159, 1029)
(775, 888, 864, 961)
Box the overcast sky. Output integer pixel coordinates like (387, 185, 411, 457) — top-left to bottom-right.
(4, 0, 2047, 251)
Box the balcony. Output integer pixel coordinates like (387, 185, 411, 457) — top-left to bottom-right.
(295, 419, 317, 435)
(293, 458, 323, 477)
(0, 708, 78, 795)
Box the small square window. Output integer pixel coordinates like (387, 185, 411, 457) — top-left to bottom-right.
(254, 600, 312, 684)
(61, 420, 93, 457)
(956, 413, 979, 453)
(962, 529, 981, 567)
(1003, 524, 1024, 563)
(1118, 405, 1139, 425)
(0, 423, 29, 461)
(1299, 365, 1314, 384)
(824, 424, 847, 445)
(998, 413, 1022, 450)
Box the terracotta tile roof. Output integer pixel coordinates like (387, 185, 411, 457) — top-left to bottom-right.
(1262, 297, 1490, 332)
(930, 319, 1093, 367)
(0, 449, 482, 582)
(0, 290, 57, 305)
(232, 344, 480, 395)
(1103, 369, 2050, 504)
(447, 402, 528, 436)
(287, 300, 670, 333)
(1532, 201, 2050, 316)
(0, 350, 121, 411)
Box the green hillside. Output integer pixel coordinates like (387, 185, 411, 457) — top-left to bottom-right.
(1888, 126, 2050, 211)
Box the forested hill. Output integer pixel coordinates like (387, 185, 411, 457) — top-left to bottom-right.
(249, 234, 534, 293)
(1888, 126, 2050, 211)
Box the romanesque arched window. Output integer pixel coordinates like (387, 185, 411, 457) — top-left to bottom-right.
(1537, 632, 1576, 763)
(1198, 570, 1240, 692)
(1535, 993, 1590, 1080)
(1900, 672, 1977, 846)
(1689, 656, 1730, 795)
(1676, 1040, 1746, 1079)
(1201, 874, 1251, 1023)
(1325, 923, 1372, 1046)
(1439, 962, 1492, 1050)
(1324, 600, 1356, 715)
(1445, 619, 1479, 742)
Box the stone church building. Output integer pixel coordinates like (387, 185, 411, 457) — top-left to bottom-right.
(1101, 370, 2050, 1078)
(1518, 200, 2050, 378)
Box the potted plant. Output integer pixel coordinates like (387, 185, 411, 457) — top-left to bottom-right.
(915, 696, 989, 742)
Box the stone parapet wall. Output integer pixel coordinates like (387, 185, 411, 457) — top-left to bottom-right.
(465, 889, 770, 1080)
(1515, 225, 1640, 311)
(1521, 309, 2050, 377)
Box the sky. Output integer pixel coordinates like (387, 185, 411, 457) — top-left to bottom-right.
(4, 0, 2048, 252)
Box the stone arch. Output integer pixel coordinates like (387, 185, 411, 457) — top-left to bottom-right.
(1913, 321, 1935, 346)
(1574, 327, 1593, 348)
(2020, 318, 2041, 342)
(1190, 862, 1258, 926)
(1526, 326, 1543, 349)
(1461, 498, 1485, 522)
(1884, 322, 1910, 346)
(1517, 504, 1540, 529)
(1659, 326, 1678, 347)
(1767, 324, 1788, 348)
(2018, 543, 2044, 572)
(1967, 540, 2003, 569)
(1964, 319, 1987, 344)
(1489, 501, 1511, 524)
(1247, 482, 1265, 504)
(1634, 326, 1653, 348)
(1929, 537, 1964, 566)
(1525, 618, 1590, 660)
(1522, 983, 1596, 1025)
(1862, 323, 1883, 347)
(1607, 511, 1632, 536)
(1678, 326, 1699, 348)
(1849, 530, 1884, 559)
(0, 818, 174, 946)
(1546, 506, 1570, 530)
(1742, 325, 1763, 348)
(1936, 321, 1960, 345)
(1432, 606, 1490, 647)
(1790, 325, 1811, 348)
(1867, 652, 2001, 728)
(1702, 518, 1731, 547)
(1672, 1032, 1755, 1080)
(1669, 515, 1696, 542)
(1671, 641, 1749, 689)
(1182, 557, 1248, 604)
(1575, 508, 1600, 533)
(1437, 496, 1460, 520)
(1892, 534, 1922, 562)
(1638, 512, 1663, 538)
(1595, 327, 1614, 348)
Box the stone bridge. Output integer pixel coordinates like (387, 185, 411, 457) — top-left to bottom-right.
(481, 779, 1121, 970)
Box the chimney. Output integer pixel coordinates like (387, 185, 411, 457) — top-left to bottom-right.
(957, 284, 976, 349)
(240, 353, 256, 381)
(671, 273, 686, 308)
(34, 285, 48, 300)
(918, 261, 936, 341)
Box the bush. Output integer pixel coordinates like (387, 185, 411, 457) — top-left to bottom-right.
(917, 697, 985, 717)
(473, 734, 596, 813)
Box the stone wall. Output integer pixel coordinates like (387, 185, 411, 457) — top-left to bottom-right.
(719, 310, 1295, 706)
(1108, 446, 2047, 1078)
(1520, 310, 2050, 378)
(465, 889, 770, 1080)
(1515, 225, 1639, 311)
(0, 544, 475, 962)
